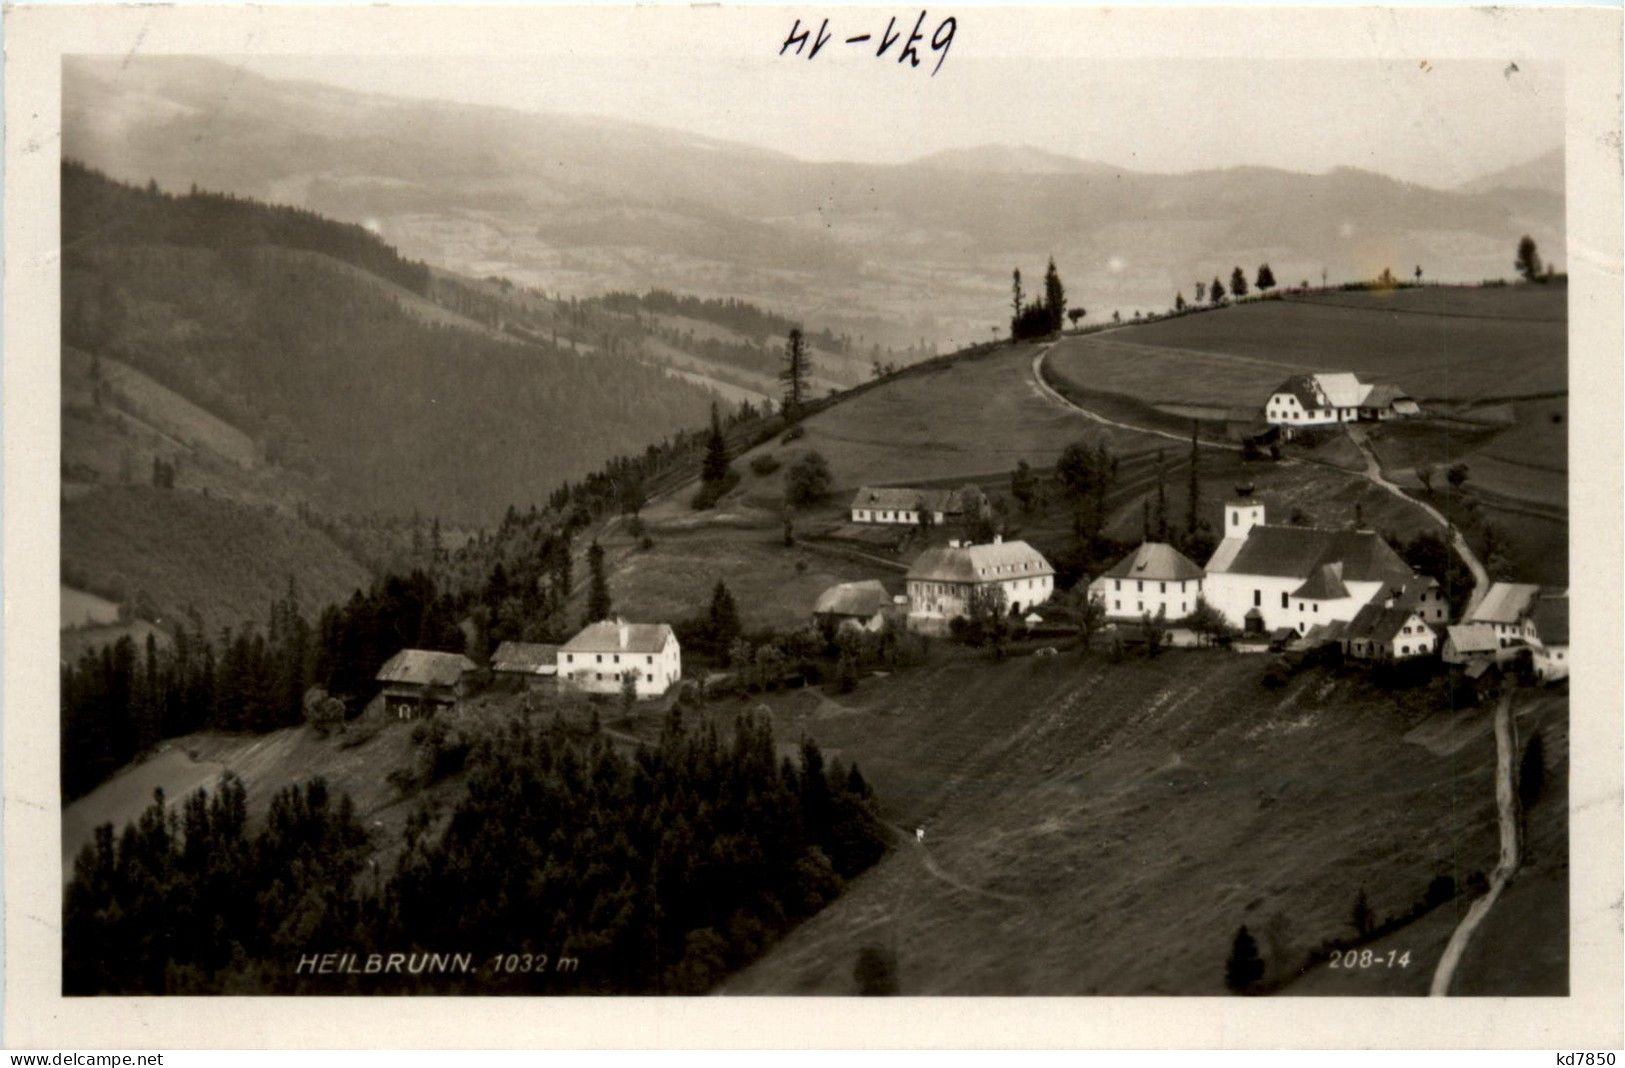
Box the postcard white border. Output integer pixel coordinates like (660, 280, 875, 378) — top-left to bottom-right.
(4, 3, 1620, 1049)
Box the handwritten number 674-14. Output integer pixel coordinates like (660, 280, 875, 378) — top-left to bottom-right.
(780, 12, 957, 76)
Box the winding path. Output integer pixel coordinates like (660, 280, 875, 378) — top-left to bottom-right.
(1428, 693, 1521, 995)
(1030, 344, 1488, 610)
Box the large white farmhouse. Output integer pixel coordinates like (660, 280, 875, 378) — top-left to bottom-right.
(558, 619, 681, 698)
(1203, 495, 1420, 635)
(1264, 372, 1417, 430)
(1088, 542, 1205, 622)
(905, 537, 1054, 634)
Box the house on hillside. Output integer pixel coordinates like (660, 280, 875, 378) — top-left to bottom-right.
(559, 619, 681, 698)
(905, 537, 1055, 634)
(1203, 492, 1422, 636)
(813, 579, 901, 634)
(375, 649, 477, 719)
(1088, 542, 1205, 622)
(1529, 594, 1569, 682)
(1264, 372, 1417, 432)
(490, 641, 559, 688)
(850, 486, 961, 526)
(1464, 582, 1543, 649)
(1343, 603, 1438, 662)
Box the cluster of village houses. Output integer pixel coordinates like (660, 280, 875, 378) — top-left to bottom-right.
(369, 369, 1563, 714)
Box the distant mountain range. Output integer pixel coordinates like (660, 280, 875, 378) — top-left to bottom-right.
(64, 55, 1566, 350)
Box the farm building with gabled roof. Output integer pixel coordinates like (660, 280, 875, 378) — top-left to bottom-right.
(375, 649, 476, 719)
(1264, 372, 1418, 429)
(490, 641, 560, 684)
(813, 579, 899, 633)
(1088, 542, 1205, 622)
(1343, 603, 1438, 661)
(559, 619, 681, 699)
(850, 485, 962, 526)
(1442, 623, 1500, 664)
(905, 537, 1055, 633)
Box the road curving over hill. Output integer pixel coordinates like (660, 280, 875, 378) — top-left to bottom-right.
(1031, 341, 1488, 611)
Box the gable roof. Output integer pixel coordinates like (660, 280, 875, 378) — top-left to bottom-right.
(1314, 372, 1368, 409)
(1467, 582, 1543, 625)
(1207, 525, 1414, 587)
(376, 649, 476, 687)
(1445, 624, 1500, 655)
(907, 539, 1054, 584)
(1292, 562, 1351, 600)
(1099, 542, 1204, 582)
(490, 641, 559, 672)
(851, 486, 960, 514)
(1346, 604, 1423, 645)
(1391, 575, 1441, 610)
(1271, 374, 1328, 411)
(1531, 596, 1569, 646)
(814, 579, 895, 618)
(1359, 383, 1410, 410)
(562, 621, 675, 655)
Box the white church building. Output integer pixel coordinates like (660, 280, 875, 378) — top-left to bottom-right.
(1203, 494, 1423, 635)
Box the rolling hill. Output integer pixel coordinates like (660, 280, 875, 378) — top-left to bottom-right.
(64, 55, 1566, 349)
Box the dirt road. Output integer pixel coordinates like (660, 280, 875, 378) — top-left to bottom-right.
(1429, 693, 1522, 995)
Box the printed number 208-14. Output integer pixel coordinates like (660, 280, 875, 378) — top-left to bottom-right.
(1329, 948, 1410, 969)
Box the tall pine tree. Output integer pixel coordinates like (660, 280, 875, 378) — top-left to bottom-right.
(586, 541, 612, 624)
(780, 328, 809, 419)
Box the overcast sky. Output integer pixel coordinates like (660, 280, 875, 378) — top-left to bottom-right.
(231, 52, 1562, 188)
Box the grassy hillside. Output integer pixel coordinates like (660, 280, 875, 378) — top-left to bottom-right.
(62, 162, 722, 524)
(61, 485, 369, 636)
(694, 650, 1566, 995)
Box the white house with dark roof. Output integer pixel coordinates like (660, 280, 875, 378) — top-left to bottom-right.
(850, 486, 961, 526)
(1344, 603, 1438, 661)
(1529, 593, 1569, 681)
(905, 537, 1054, 633)
(559, 619, 681, 698)
(1203, 495, 1420, 635)
(1088, 542, 1204, 621)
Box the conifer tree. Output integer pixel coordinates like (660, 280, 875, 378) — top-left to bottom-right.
(1225, 925, 1265, 993)
(1230, 266, 1249, 298)
(701, 402, 730, 484)
(780, 328, 810, 418)
(1042, 257, 1066, 332)
(586, 541, 611, 623)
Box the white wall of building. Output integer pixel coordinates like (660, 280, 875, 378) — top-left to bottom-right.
(852, 507, 947, 525)
(907, 574, 1054, 630)
(1090, 575, 1202, 621)
(1534, 643, 1569, 681)
(559, 636, 681, 698)
(1265, 392, 1340, 427)
(1204, 574, 1386, 634)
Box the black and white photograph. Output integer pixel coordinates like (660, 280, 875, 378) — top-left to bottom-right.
(5, 0, 1622, 1048)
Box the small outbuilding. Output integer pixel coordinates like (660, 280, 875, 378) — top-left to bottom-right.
(813, 580, 898, 633)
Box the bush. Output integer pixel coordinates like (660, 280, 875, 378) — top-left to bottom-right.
(784, 451, 833, 508)
(853, 945, 899, 995)
(749, 454, 781, 476)
(781, 425, 805, 444)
